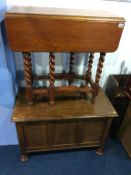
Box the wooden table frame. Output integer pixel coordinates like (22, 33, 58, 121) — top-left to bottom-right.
(5, 6, 125, 105)
(22, 51, 105, 105)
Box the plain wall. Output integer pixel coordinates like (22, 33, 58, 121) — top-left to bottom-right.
(0, 0, 18, 145)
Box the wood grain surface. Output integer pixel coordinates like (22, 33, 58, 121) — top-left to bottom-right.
(12, 88, 117, 122)
(5, 6, 125, 52)
(12, 88, 117, 160)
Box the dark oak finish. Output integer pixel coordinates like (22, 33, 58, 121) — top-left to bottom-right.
(106, 74, 131, 157)
(5, 6, 125, 52)
(13, 88, 117, 122)
(21, 52, 106, 105)
(87, 52, 94, 79)
(105, 74, 131, 137)
(23, 52, 33, 105)
(49, 52, 55, 105)
(96, 118, 113, 155)
(12, 88, 117, 161)
(16, 123, 29, 161)
(124, 76, 131, 99)
(92, 52, 106, 103)
(5, 6, 125, 105)
(68, 52, 75, 85)
(5, 7, 122, 161)
(118, 101, 131, 158)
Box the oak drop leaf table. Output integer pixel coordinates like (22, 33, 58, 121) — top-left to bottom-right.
(5, 6, 125, 104)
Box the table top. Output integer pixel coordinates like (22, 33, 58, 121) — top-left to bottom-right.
(7, 6, 124, 22)
(5, 6, 125, 52)
(12, 88, 117, 122)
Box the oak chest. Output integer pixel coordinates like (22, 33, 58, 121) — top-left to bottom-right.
(12, 89, 117, 161)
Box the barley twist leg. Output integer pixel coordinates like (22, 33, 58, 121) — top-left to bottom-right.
(87, 52, 94, 78)
(68, 52, 75, 85)
(23, 52, 33, 105)
(91, 52, 106, 103)
(49, 52, 55, 105)
(86, 52, 94, 85)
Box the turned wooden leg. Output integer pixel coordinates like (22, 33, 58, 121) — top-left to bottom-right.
(86, 52, 94, 97)
(86, 52, 94, 81)
(68, 52, 75, 85)
(16, 123, 29, 162)
(96, 118, 113, 156)
(21, 154, 29, 162)
(23, 52, 33, 105)
(49, 52, 55, 105)
(91, 52, 106, 103)
(96, 147, 104, 155)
